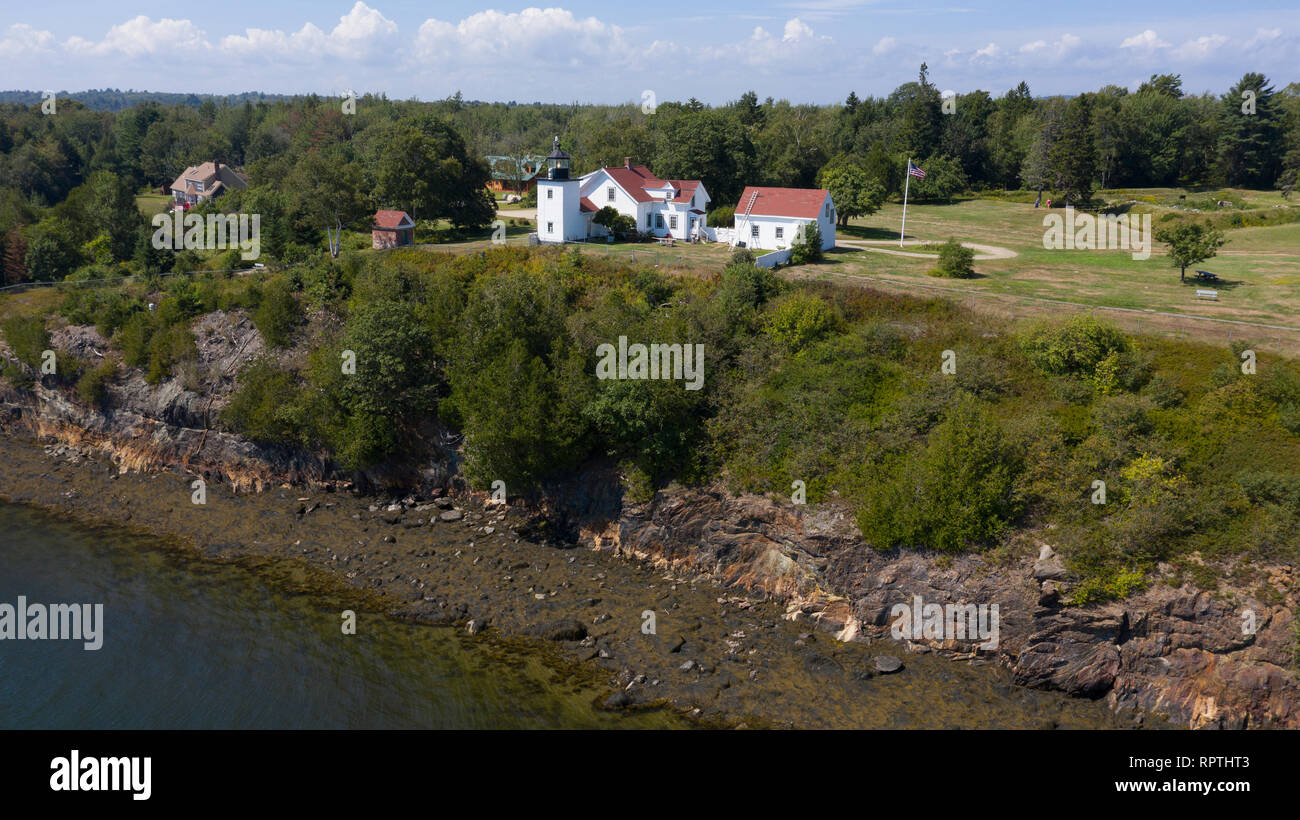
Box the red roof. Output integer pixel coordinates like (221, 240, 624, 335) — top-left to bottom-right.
(373, 209, 413, 229)
(593, 165, 706, 206)
(735, 187, 830, 219)
(664, 180, 700, 203)
(603, 165, 662, 203)
(579, 197, 598, 213)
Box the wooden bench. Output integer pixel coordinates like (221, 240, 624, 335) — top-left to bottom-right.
(1196, 289, 1219, 300)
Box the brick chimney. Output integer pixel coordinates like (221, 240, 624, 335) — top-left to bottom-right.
(624, 156, 632, 168)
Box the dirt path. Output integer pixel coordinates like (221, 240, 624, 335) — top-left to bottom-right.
(496, 207, 536, 221)
(837, 239, 1018, 261)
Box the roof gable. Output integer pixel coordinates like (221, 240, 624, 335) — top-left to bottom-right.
(373, 210, 414, 229)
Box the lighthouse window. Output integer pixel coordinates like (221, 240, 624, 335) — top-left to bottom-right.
(547, 222, 553, 233)
(546, 189, 553, 199)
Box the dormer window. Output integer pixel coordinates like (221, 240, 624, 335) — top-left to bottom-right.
(194, 180, 205, 192)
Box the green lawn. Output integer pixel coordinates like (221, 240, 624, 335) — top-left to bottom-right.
(134, 192, 171, 217)
(809, 195, 1300, 333)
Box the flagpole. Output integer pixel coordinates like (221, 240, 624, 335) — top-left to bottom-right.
(900, 158, 911, 248)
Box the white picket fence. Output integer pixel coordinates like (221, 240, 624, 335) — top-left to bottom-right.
(706, 226, 735, 244)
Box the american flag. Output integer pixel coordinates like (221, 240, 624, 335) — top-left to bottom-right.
(908, 161, 926, 180)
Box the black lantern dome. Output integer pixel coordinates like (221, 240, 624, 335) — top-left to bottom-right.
(546, 136, 571, 180)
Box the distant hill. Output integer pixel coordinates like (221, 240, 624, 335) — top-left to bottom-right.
(0, 89, 300, 111)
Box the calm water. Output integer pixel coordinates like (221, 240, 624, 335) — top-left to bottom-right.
(0, 503, 684, 729)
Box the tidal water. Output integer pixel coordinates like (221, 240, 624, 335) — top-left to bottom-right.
(0, 503, 684, 729)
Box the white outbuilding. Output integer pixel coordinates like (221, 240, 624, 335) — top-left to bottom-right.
(732, 186, 836, 252)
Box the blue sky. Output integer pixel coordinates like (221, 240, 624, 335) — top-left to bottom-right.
(1, 1, 1297, 103)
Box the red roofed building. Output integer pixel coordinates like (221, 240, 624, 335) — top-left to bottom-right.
(372, 210, 415, 249)
(536, 139, 711, 243)
(732, 186, 836, 252)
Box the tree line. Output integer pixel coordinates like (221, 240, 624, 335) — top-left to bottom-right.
(1, 67, 1297, 284)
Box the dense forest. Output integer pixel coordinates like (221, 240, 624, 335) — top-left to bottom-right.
(1, 66, 1298, 285)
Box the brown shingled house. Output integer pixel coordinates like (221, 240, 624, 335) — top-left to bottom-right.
(170, 161, 248, 208)
(371, 210, 415, 248)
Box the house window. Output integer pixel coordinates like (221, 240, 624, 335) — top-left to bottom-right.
(607, 186, 615, 201)
(824, 203, 831, 218)
(656, 214, 664, 229)
(775, 227, 784, 239)
(669, 215, 678, 230)
(194, 180, 204, 192)
(751, 224, 759, 238)
(547, 222, 554, 233)
(546, 189, 553, 199)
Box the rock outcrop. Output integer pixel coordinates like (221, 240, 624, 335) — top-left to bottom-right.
(600, 487, 1300, 729)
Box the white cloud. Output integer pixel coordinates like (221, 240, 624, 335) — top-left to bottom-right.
(222, 2, 397, 60)
(415, 8, 630, 66)
(700, 16, 832, 68)
(782, 18, 816, 41)
(0, 23, 55, 58)
(1245, 27, 1281, 47)
(1173, 34, 1227, 61)
(972, 42, 1000, 61)
(1120, 29, 1170, 51)
(872, 36, 896, 55)
(65, 16, 206, 57)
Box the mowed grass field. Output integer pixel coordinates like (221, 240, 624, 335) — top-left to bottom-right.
(811, 194, 1300, 333)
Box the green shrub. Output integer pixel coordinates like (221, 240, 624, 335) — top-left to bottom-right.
(145, 323, 196, 384)
(76, 360, 117, 407)
(1, 360, 34, 388)
(930, 238, 975, 278)
(789, 222, 823, 265)
(857, 395, 1022, 552)
(1021, 316, 1132, 382)
(708, 205, 735, 228)
(118, 313, 153, 368)
(1, 315, 49, 367)
(253, 278, 301, 347)
(716, 261, 780, 314)
(763, 290, 836, 353)
(222, 359, 307, 445)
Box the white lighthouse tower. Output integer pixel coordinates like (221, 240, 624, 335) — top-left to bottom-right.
(536, 136, 585, 243)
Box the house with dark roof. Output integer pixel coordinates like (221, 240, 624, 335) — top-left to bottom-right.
(169, 161, 248, 208)
(732, 186, 837, 252)
(484, 154, 547, 195)
(535, 138, 710, 243)
(371, 210, 414, 249)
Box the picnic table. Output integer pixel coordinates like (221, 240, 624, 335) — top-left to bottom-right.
(657, 235, 676, 247)
(1193, 270, 1220, 282)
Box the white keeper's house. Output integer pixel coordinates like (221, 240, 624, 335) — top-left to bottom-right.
(536, 137, 711, 243)
(732, 186, 837, 251)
